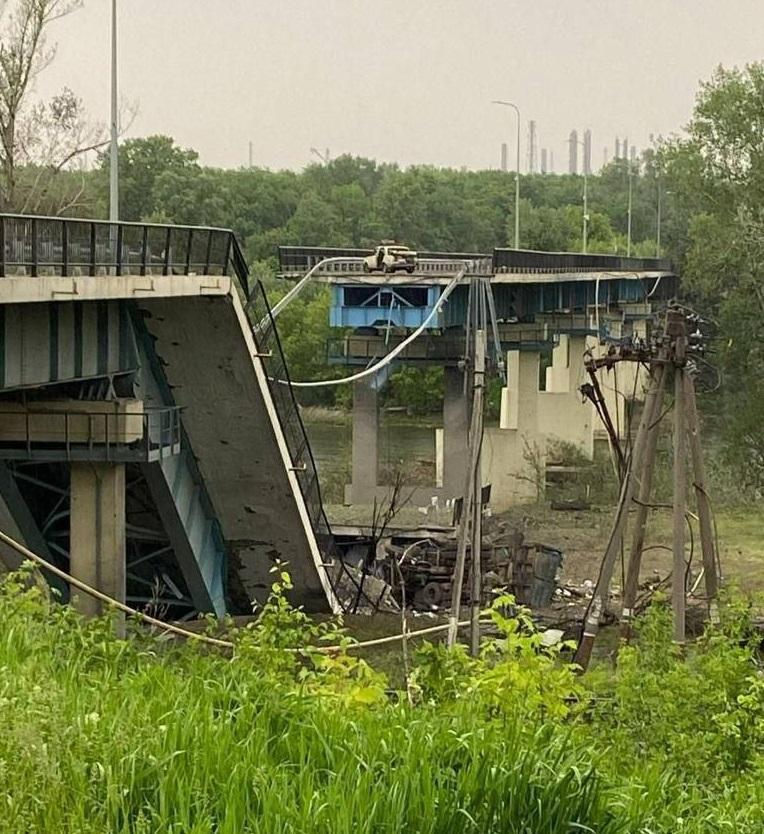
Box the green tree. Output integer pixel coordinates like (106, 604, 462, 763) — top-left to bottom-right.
(664, 63, 764, 488)
(98, 135, 198, 221)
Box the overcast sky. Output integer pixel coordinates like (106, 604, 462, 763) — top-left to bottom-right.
(38, 0, 764, 173)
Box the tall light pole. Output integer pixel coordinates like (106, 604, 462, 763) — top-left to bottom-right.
(582, 165, 589, 254)
(109, 0, 119, 223)
(655, 168, 662, 258)
(570, 135, 589, 252)
(626, 160, 633, 257)
(492, 100, 521, 249)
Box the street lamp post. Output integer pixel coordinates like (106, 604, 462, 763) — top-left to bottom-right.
(109, 0, 118, 223)
(655, 169, 662, 258)
(492, 100, 521, 249)
(583, 168, 589, 253)
(627, 160, 633, 257)
(572, 135, 589, 253)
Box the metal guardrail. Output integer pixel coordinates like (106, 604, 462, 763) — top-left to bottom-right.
(277, 245, 674, 277)
(0, 214, 244, 293)
(290, 258, 492, 278)
(493, 247, 674, 274)
(0, 405, 182, 462)
(277, 245, 492, 277)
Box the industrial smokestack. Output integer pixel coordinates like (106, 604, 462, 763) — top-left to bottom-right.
(568, 130, 579, 174)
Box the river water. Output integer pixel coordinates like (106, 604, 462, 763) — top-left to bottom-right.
(303, 417, 437, 502)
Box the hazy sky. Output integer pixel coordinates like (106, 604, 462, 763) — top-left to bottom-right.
(38, 0, 764, 172)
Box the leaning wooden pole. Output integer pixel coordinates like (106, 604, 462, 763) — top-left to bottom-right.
(586, 362, 626, 480)
(684, 370, 719, 618)
(447, 401, 477, 647)
(620, 362, 666, 638)
(672, 363, 687, 645)
(448, 329, 485, 649)
(573, 359, 660, 670)
(469, 334, 486, 657)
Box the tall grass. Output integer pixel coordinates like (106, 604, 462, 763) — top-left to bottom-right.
(1, 570, 762, 833)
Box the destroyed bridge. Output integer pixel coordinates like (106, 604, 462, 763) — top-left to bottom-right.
(0, 216, 675, 620)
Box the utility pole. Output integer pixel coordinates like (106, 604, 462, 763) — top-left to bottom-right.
(576, 307, 718, 666)
(109, 0, 119, 223)
(573, 363, 661, 669)
(684, 369, 720, 619)
(621, 362, 667, 637)
(492, 100, 521, 249)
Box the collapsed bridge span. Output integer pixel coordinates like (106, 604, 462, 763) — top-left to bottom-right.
(0, 214, 340, 618)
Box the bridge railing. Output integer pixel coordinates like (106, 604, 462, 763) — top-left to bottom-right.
(277, 245, 492, 278)
(228, 236, 338, 569)
(0, 405, 182, 462)
(0, 214, 243, 292)
(493, 247, 673, 274)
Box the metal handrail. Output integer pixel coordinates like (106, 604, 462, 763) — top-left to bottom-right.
(227, 236, 338, 562)
(0, 405, 182, 461)
(493, 246, 674, 273)
(0, 214, 239, 287)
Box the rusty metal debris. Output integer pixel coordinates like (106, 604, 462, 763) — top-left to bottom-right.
(332, 522, 564, 616)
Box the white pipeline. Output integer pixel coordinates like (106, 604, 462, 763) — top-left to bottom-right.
(263, 256, 365, 330)
(279, 267, 467, 388)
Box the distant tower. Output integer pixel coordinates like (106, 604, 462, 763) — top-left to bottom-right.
(623, 137, 629, 161)
(550, 150, 555, 173)
(583, 129, 592, 175)
(501, 142, 508, 172)
(615, 137, 620, 159)
(630, 145, 637, 164)
(568, 130, 579, 174)
(541, 147, 548, 174)
(527, 120, 538, 173)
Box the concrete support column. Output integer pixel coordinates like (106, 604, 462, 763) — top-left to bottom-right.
(70, 462, 126, 632)
(347, 381, 379, 503)
(500, 350, 540, 432)
(545, 334, 571, 393)
(441, 366, 469, 498)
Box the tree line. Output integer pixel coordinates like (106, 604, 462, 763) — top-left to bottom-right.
(0, 1, 760, 488)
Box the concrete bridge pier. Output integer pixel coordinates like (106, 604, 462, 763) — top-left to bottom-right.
(347, 380, 379, 504)
(69, 462, 126, 634)
(438, 366, 469, 496)
(346, 367, 469, 506)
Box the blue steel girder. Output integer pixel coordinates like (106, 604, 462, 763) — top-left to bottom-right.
(0, 300, 138, 392)
(140, 457, 226, 617)
(132, 306, 228, 617)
